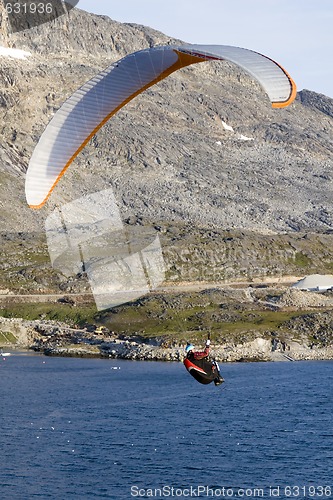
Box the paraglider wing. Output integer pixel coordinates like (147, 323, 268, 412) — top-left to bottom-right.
(25, 44, 296, 208)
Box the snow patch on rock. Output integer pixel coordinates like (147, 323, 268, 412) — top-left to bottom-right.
(0, 46, 32, 60)
(237, 133, 254, 141)
(221, 119, 254, 141)
(221, 120, 234, 132)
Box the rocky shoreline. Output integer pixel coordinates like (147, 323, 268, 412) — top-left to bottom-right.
(41, 339, 333, 363)
(1, 316, 333, 363)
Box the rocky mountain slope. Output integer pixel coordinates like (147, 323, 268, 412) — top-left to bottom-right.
(0, 7, 332, 236)
(0, 7, 333, 296)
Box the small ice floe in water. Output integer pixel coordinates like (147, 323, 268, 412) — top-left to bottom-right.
(1, 352, 11, 358)
(111, 366, 121, 370)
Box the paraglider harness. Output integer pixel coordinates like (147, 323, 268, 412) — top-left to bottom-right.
(183, 334, 224, 386)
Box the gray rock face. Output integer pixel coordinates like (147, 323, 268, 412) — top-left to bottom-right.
(0, 7, 332, 237)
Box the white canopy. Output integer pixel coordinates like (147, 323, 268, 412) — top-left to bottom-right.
(25, 44, 296, 209)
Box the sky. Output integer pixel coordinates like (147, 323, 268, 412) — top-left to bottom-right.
(78, 0, 333, 99)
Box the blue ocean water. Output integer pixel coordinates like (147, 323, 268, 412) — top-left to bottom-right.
(0, 353, 332, 499)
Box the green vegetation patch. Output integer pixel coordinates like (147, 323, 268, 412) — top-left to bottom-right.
(1, 288, 330, 349)
(96, 293, 310, 344)
(0, 331, 17, 345)
(0, 303, 97, 327)
(291, 252, 313, 269)
(3, 228, 333, 295)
